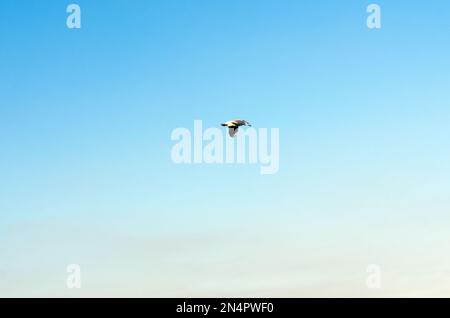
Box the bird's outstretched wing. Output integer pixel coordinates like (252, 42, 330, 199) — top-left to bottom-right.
(229, 127, 238, 137)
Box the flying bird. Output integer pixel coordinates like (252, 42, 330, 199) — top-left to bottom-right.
(221, 119, 252, 137)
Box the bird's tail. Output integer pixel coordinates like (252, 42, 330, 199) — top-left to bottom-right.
(221, 123, 227, 126)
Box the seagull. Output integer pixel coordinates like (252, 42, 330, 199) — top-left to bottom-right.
(221, 119, 252, 137)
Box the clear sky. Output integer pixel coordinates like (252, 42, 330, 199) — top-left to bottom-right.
(1, 0, 450, 297)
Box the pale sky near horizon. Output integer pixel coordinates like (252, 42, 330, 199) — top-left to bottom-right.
(1, 0, 450, 297)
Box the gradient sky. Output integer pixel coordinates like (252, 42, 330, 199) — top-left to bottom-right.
(1, 0, 450, 297)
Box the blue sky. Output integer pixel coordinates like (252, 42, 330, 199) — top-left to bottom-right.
(1, 0, 450, 297)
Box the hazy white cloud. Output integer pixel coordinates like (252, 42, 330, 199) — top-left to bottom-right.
(1, 217, 450, 297)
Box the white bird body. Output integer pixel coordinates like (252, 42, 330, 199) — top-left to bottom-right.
(221, 119, 252, 137)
